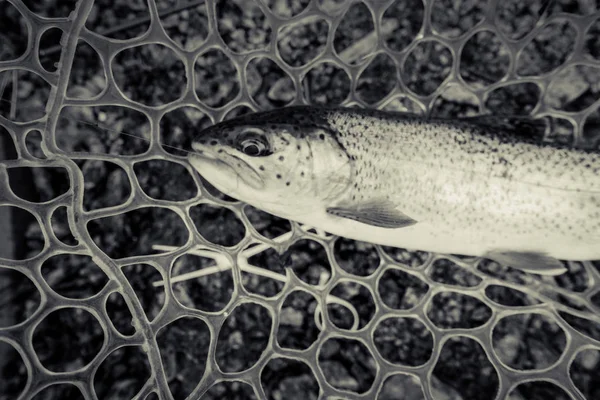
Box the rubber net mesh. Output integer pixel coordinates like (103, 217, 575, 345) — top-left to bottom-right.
(1, 0, 600, 399)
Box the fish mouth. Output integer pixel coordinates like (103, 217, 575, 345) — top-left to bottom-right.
(190, 144, 264, 190)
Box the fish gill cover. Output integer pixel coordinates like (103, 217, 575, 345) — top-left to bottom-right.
(0, 0, 600, 399)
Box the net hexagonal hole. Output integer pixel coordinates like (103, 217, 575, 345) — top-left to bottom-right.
(492, 313, 567, 370)
(403, 41, 452, 96)
(378, 268, 429, 310)
(8, 166, 69, 203)
(67, 40, 106, 99)
(517, 21, 577, 76)
(286, 239, 332, 286)
(25, 129, 45, 159)
(431, 0, 485, 37)
(427, 291, 492, 329)
(382, 0, 423, 53)
(106, 291, 135, 336)
(508, 380, 571, 400)
(32, 384, 84, 400)
(160, 106, 212, 157)
(0, 70, 50, 122)
(122, 263, 165, 322)
(333, 2, 374, 64)
(328, 281, 375, 330)
(195, 49, 240, 108)
(484, 284, 542, 307)
(0, 268, 41, 327)
(433, 336, 499, 400)
(302, 62, 351, 105)
(570, 348, 600, 400)
(261, 358, 319, 400)
(41, 253, 109, 299)
(356, 54, 397, 104)
(171, 254, 234, 312)
(0, 341, 27, 399)
(88, 207, 188, 259)
(334, 238, 381, 276)
(113, 44, 186, 107)
(93, 346, 151, 400)
(32, 308, 104, 373)
(203, 381, 257, 399)
(57, 106, 150, 155)
(216, 302, 272, 373)
(278, 18, 328, 67)
(245, 247, 287, 298)
(318, 337, 377, 394)
(134, 160, 197, 202)
(158, 0, 209, 51)
(157, 317, 211, 400)
(75, 159, 131, 211)
(460, 30, 510, 87)
(0, 1, 28, 61)
(374, 317, 433, 367)
(216, 0, 271, 53)
(190, 203, 246, 247)
(51, 206, 78, 246)
(277, 290, 321, 350)
(485, 82, 541, 115)
(0, 206, 42, 260)
(39, 27, 64, 73)
(429, 258, 482, 287)
(378, 374, 424, 400)
(247, 57, 295, 109)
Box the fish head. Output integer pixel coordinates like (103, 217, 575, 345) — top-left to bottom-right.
(189, 108, 353, 219)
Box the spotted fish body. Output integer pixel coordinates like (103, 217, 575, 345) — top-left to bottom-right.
(189, 106, 600, 274)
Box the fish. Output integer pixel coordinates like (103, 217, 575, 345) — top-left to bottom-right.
(188, 106, 600, 276)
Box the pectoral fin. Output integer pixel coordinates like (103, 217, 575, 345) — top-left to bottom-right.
(484, 250, 567, 276)
(327, 199, 417, 229)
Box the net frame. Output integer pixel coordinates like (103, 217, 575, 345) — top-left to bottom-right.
(1, 0, 600, 399)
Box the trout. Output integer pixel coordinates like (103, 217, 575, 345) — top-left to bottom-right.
(188, 106, 600, 275)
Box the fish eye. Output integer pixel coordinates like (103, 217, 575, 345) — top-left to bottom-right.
(237, 131, 270, 157)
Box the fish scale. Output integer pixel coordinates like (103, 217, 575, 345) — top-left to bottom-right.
(190, 106, 600, 274)
(326, 108, 600, 254)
